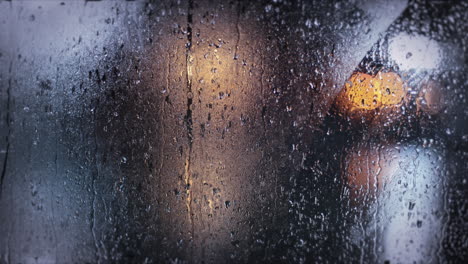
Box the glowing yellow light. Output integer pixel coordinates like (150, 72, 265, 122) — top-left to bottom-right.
(379, 72, 407, 106)
(339, 71, 407, 112)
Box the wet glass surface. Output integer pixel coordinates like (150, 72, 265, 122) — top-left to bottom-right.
(0, 0, 466, 263)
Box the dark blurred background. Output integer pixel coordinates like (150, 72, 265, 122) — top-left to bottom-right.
(0, 0, 466, 263)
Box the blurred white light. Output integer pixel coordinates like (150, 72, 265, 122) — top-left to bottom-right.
(388, 34, 442, 71)
(378, 144, 444, 263)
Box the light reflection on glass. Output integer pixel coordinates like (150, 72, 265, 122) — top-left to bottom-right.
(345, 142, 444, 262)
(388, 34, 442, 72)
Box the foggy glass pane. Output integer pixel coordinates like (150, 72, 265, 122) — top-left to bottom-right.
(0, 0, 466, 263)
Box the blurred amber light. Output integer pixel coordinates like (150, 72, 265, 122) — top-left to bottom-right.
(337, 71, 407, 112)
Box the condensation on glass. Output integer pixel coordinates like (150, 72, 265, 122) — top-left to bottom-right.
(0, 0, 466, 263)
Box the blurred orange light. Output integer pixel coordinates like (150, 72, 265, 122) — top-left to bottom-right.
(338, 71, 407, 112)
